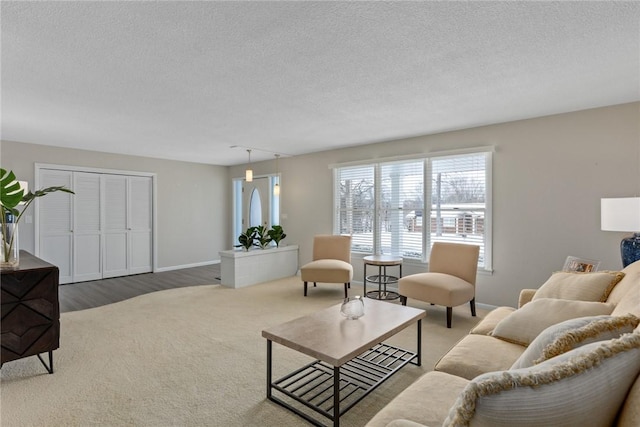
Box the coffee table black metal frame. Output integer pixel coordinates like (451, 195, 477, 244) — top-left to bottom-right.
(263, 301, 424, 427)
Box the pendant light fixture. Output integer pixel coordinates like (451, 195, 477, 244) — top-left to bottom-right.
(273, 154, 280, 196)
(245, 149, 253, 182)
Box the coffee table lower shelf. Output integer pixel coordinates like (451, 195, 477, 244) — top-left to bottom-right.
(267, 342, 419, 427)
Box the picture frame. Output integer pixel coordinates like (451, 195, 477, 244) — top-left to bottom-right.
(563, 256, 601, 273)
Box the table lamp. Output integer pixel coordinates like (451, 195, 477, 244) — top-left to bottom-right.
(601, 197, 640, 267)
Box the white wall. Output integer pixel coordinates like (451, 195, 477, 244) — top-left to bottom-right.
(230, 102, 640, 307)
(0, 141, 230, 270)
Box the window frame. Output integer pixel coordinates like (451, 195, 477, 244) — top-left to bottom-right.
(332, 148, 493, 271)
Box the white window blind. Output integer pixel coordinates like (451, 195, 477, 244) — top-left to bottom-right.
(429, 153, 488, 267)
(335, 166, 375, 253)
(333, 150, 491, 269)
(379, 161, 424, 258)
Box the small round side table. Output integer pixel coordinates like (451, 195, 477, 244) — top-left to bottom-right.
(363, 255, 402, 300)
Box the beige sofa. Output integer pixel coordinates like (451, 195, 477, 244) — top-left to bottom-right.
(367, 260, 640, 427)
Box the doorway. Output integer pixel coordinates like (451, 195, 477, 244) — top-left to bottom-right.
(233, 174, 280, 247)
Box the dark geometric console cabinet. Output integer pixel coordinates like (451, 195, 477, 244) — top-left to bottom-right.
(1, 251, 60, 374)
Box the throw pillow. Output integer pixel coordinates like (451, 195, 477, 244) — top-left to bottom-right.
(443, 332, 640, 427)
(511, 313, 640, 369)
(532, 270, 625, 302)
(490, 298, 615, 346)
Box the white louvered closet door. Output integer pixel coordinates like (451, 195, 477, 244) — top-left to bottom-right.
(38, 168, 153, 283)
(103, 175, 128, 278)
(39, 170, 74, 283)
(72, 172, 102, 282)
(103, 175, 152, 278)
(128, 176, 152, 274)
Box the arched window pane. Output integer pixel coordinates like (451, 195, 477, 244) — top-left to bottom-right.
(250, 188, 262, 227)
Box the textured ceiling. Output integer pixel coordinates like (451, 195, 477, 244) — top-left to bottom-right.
(1, 1, 639, 166)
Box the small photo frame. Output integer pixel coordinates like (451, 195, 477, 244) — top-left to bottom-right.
(563, 256, 601, 273)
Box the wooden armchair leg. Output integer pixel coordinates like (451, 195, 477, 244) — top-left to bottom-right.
(446, 307, 453, 328)
(304, 281, 308, 296)
(400, 295, 407, 306)
(344, 283, 348, 298)
(470, 298, 476, 317)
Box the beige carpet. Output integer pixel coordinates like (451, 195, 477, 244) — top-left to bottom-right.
(0, 277, 486, 426)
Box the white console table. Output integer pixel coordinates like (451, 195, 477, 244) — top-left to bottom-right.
(219, 245, 299, 288)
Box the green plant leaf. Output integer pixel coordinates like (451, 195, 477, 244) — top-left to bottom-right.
(22, 186, 75, 203)
(0, 169, 24, 210)
(267, 225, 286, 247)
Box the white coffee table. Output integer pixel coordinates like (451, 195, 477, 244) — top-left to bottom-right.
(262, 299, 426, 427)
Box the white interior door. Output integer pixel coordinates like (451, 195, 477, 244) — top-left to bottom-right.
(39, 170, 74, 284)
(103, 175, 128, 278)
(72, 172, 102, 282)
(103, 175, 152, 277)
(242, 177, 271, 229)
(38, 166, 154, 283)
(128, 176, 152, 274)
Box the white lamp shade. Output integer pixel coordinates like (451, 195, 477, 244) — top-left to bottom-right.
(601, 197, 640, 232)
(245, 169, 253, 182)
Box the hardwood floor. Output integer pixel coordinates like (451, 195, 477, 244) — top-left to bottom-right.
(59, 264, 221, 313)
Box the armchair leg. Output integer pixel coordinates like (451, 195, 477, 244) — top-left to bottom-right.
(470, 298, 476, 317)
(314, 282, 317, 287)
(304, 282, 308, 297)
(446, 307, 452, 328)
(344, 283, 348, 298)
(400, 295, 407, 306)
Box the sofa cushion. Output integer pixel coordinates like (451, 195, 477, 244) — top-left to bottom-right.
(609, 261, 640, 317)
(607, 259, 640, 306)
(511, 313, 640, 369)
(434, 334, 524, 380)
(443, 332, 640, 427)
(469, 306, 515, 336)
(532, 270, 625, 302)
(617, 369, 640, 427)
(517, 289, 536, 308)
(490, 298, 615, 346)
(365, 371, 468, 427)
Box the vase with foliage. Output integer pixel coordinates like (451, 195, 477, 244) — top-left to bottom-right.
(267, 225, 287, 247)
(1, 169, 74, 269)
(235, 227, 257, 251)
(253, 225, 272, 249)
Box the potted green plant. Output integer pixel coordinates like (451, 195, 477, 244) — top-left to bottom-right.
(235, 227, 257, 251)
(253, 225, 272, 249)
(267, 225, 287, 247)
(1, 169, 74, 269)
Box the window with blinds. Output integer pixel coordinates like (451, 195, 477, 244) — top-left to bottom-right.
(333, 150, 491, 270)
(335, 166, 375, 253)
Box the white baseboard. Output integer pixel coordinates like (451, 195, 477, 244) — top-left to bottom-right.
(154, 259, 220, 273)
(476, 302, 498, 311)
